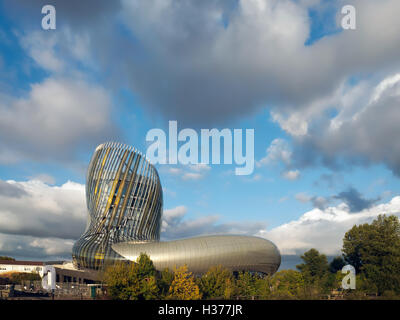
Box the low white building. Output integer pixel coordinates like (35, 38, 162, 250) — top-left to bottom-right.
(0, 260, 99, 284)
(0, 260, 45, 277)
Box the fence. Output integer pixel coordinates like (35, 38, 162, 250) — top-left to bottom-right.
(0, 282, 108, 300)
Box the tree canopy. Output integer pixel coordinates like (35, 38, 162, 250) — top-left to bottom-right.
(168, 265, 202, 300)
(342, 214, 400, 294)
(101, 214, 400, 300)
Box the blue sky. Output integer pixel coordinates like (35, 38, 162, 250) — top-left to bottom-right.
(1, 0, 400, 264)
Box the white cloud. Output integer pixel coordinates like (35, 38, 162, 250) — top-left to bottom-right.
(0, 233, 74, 260)
(260, 195, 400, 255)
(108, 0, 400, 126)
(183, 164, 211, 180)
(0, 77, 116, 163)
(8, 0, 400, 131)
(295, 192, 311, 203)
(28, 174, 56, 185)
(7, 0, 400, 176)
(19, 31, 65, 73)
(182, 172, 203, 180)
(19, 28, 92, 73)
(165, 163, 211, 181)
(0, 179, 86, 239)
(161, 205, 187, 233)
(161, 205, 266, 241)
(168, 168, 182, 175)
(189, 164, 211, 172)
(287, 73, 400, 175)
(271, 112, 309, 137)
(0, 179, 87, 260)
(282, 170, 300, 181)
(257, 138, 292, 167)
(258, 139, 301, 180)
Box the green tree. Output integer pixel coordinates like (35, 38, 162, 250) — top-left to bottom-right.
(168, 265, 202, 300)
(235, 271, 258, 299)
(103, 253, 158, 300)
(0, 256, 15, 261)
(342, 214, 400, 294)
(342, 223, 369, 273)
(329, 256, 345, 273)
(255, 275, 272, 299)
(136, 252, 156, 279)
(103, 261, 137, 300)
(158, 268, 174, 298)
(141, 276, 159, 300)
(296, 248, 332, 295)
(223, 277, 236, 299)
(296, 248, 329, 280)
(200, 265, 234, 299)
(270, 270, 305, 299)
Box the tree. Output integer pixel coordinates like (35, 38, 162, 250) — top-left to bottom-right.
(103, 261, 139, 300)
(168, 265, 202, 300)
(136, 252, 156, 279)
(329, 256, 346, 273)
(158, 268, 174, 298)
(10, 272, 41, 284)
(141, 276, 159, 300)
(255, 275, 272, 299)
(235, 271, 258, 299)
(342, 223, 369, 273)
(223, 277, 236, 299)
(296, 248, 332, 295)
(102, 253, 158, 300)
(296, 249, 329, 282)
(200, 265, 234, 299)
(342, 214, 400, 294)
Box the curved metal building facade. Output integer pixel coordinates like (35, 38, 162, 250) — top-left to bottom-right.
(112, 235, 280, 275)
(72, 142, 163, 269)
(73, 143, 281, 274)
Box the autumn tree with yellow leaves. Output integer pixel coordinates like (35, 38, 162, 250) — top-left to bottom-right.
(167, 265, 202, 300)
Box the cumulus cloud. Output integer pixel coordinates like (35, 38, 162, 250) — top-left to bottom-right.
(161, 205, 266, 241)
(6, 0, 400, 128)
(261, 195, 400, 255)
(0, 179, 86, 239)
(0, 233, 74, 260)
(182, 173, 203, 181)
(257, 139, 301, 180)
(286, 73, 400, 175)
(0, 178, 396, 260)
(295, 192, 329, 210)
(7, 0, 120, 27)
(28, 174, 56, 185)
(0, 180, 27, 198)
(257, 139, 292, 167)
(282, 170, 300, 181)
(18, 29, 92, 73)
(295, 187, 378, 211)
(164, 163, 211, 181)
(334, 187, 380, 213)
(0, 179, 86, 260)
(5, 0, 400, 175)
(0, 77, 117, 163)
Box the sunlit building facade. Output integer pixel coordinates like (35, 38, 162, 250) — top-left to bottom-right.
(72, 142, 281, 274)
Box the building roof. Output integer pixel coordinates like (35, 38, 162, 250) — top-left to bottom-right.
(0, 260, 44, 266)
